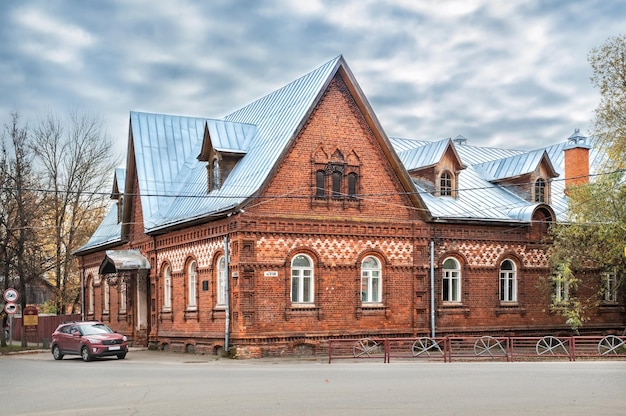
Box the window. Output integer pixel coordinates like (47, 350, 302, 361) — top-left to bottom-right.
(212, 159, 220, 190)
(554, 277, 569, 303)
(534, 178, 546, 202)
(332, 170, 342, 197)
(188, 260, 197, 309)
(119, 281, 127, 314)
(602, 272, 618, 303)
(442, 258, 461, 302)
(88, 276, 94, 314)
(361, 256, 382, 303)
(291, 254, 314, 304)
(440, 172, 452, 196)
(216, 256, 226, 307)
(163, 265, 172, 310)
(103, 279, 110, 314)
(348, 173, 357, 197)
(315, 170, 325, 197)
(499, 260, 517, 302)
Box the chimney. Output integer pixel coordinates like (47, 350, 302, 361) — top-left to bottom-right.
(563, 128, 591, 194)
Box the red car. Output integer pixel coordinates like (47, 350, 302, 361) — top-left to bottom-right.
(51, 321, 128, 361)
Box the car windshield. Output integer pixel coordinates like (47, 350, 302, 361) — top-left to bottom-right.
(80, 323, 114, 336)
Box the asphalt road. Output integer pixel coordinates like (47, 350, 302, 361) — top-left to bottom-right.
(1, 349, 625, 415)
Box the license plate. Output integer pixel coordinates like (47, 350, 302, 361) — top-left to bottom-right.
(108, 346, 120, 351)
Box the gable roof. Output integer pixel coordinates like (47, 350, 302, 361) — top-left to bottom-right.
(474, 149, 558, 182)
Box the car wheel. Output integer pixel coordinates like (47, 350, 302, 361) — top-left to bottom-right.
(81, 346, 92, 362)
(117, 353, 127, 360)
(52, 345, 64, 360)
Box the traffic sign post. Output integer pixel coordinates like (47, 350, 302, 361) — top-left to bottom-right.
(3, 289, 19, 345)
(3, 288, 18, 303)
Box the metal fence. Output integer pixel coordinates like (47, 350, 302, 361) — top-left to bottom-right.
(8, 314, 81, 347)
(328, 335, 626, 363)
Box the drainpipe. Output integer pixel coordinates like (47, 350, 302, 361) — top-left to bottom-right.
(80, 265, 85, 321)
(224, 235, 230, 353)
(430, 241, 435, 338)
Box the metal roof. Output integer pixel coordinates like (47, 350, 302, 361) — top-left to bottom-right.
(76, 57, 611, 254)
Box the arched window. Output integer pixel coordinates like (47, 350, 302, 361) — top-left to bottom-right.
(499, 260, 517, 302)
(315, 170, 325, 198)
(442, 258, 461, 302)
(440, 172, 453, 196)
(332, 170, 342, 197)
(188, 260, 197, 309)
(361, 256, 382, 303)
(291, 254, 314, 303)
(348, 173, 357, 198)
(163, 265, 172, 310)
(87, 276, 94, 315)
(534, 178, 546, 202)
(103, 279, 110, 314)
(216, 256, 227, 307)
(119, 280, 127, 313)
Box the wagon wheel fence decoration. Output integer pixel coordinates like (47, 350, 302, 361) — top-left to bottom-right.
(412, 337, 443, 357)
(353, 338, 382, 358)
(536, 336, 568, 356)
(473, 336, 506, 357)
(598, 335, 626, 355)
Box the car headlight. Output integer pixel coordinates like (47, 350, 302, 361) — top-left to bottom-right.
(86, 337, 102, 344)
(122, 336, 127, 342)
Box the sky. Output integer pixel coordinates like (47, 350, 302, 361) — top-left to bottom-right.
(1, 0, 625, 157)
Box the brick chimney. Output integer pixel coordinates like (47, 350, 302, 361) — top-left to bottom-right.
(563, 129, 591, 194)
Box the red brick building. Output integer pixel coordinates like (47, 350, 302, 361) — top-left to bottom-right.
(75, 56, 624, 357)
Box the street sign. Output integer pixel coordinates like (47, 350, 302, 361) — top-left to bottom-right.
(4, 302, 17, 314)
(3, 288, 18, 302)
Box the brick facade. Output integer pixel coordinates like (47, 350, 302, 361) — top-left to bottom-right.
(78, 67, 624, 358)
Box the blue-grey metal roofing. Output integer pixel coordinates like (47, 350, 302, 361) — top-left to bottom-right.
(474, 149, 552, 181)
(78, 202, 122, 251)
(133, 56, 342, 233)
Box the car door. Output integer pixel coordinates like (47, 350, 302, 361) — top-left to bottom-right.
(66, 325, 82, 354)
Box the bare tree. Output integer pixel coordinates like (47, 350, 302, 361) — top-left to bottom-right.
(31, 110, 119, 314)
(1, 112, 46, 347)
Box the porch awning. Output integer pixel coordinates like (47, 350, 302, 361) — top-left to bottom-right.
(99, 250, 150, 274)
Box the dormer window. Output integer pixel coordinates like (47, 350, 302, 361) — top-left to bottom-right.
(440, 171, 453, 196)
(211, 158, 221, 190)
(534, 178, 546, 202)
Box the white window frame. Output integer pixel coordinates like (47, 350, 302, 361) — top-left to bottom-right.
(103, 279, 110, 314)
(361, 256, 382, 304)
(216, 256, 227, 307)
(163, 265, 172, 311)
(499, 260, 517, 302)
(554, 277, 569, 303)
(602, 272, 618, 303)
(88, 276, 94, 314)
(291, 254, 314, 304)
(442, 257, 461, 303)
(119, 280, 127, 314)
(188, 260, 197, 310)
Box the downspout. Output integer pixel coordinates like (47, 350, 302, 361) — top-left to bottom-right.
(430, 240, 435, 338)
(224, 235, 230, 353)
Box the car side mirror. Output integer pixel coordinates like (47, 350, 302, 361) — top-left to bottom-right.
(72, 331, 80, 337)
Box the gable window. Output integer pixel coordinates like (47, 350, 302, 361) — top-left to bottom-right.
(332, 170, 342, 197)
(602, 272, 618, 303)
(163, 265, 172, 311)
(361, 256, 382, 303)
(534, 178, 546, 202)
(291, 254, 314, 304)
(103, 279, 110, 314)
(442, 258, 461, 302)
(315, 170, 325, 198)
(188, 260, 197, 310)
(499, 260, 517, 302)
(216, 256, 226, 307)
(348, 172, 357, 198)
(440, 172, 452, 196)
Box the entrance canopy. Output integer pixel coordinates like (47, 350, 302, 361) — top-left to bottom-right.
(99, 250, 150, 274)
